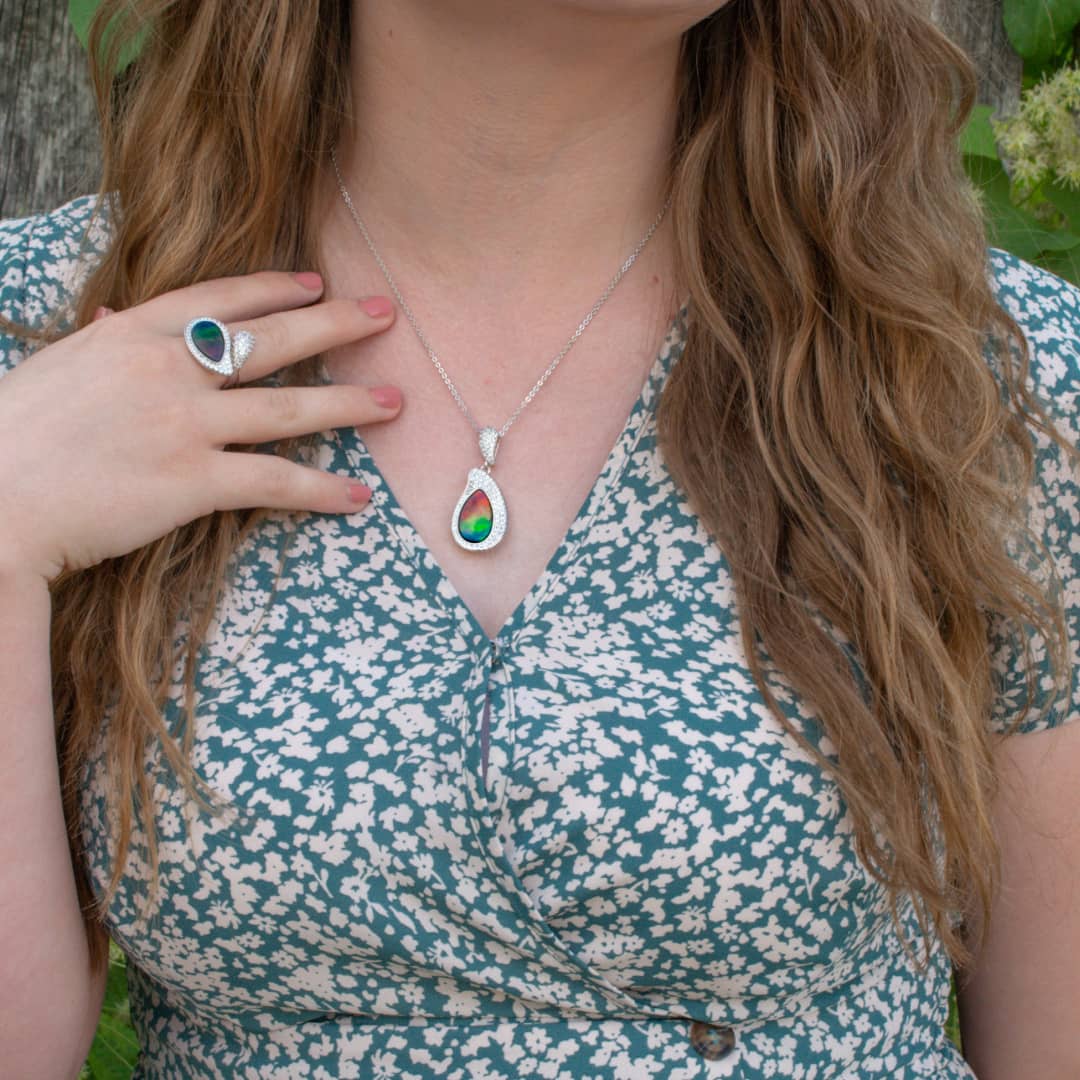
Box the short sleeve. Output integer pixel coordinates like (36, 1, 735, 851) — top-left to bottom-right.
(984, 246, 1080, 736)
(0, 193, 114, 379)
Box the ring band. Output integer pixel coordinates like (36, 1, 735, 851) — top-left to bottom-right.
(183, 317, 255, 389)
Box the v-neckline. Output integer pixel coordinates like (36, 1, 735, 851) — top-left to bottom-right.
(325, 298, 691, 655)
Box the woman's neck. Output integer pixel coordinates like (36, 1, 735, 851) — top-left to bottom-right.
(329, 0, 713, 306)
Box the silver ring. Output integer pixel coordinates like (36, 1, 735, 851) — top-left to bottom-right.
(183, 317, 255, 389)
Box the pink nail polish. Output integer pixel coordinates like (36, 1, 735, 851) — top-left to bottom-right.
(370, 385, 402, 409)
(346, 481, 371, 503)
(359, 296, 394, 318)
(292, 271, 323, 290)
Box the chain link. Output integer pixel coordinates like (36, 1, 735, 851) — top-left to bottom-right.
(330, 145, 672, 442)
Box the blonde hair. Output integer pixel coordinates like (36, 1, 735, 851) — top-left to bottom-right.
(2, 0, 1074, 979)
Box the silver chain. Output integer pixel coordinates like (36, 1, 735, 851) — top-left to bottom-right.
(329, 145, 672, 442)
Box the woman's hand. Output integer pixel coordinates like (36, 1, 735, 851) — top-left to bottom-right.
(0, 270, 399, 584)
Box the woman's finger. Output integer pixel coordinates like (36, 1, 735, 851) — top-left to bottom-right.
(132, 269, 331, 333)
(208, 448, 372, 516)
(193, 295, 394, 386)
(202, 382, 403, 445)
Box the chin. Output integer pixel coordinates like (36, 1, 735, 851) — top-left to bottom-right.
(520, 0, 728, 17)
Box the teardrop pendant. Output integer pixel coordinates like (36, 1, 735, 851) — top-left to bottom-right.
(451, 467, 507, 551)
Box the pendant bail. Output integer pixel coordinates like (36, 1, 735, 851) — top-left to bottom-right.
(478, 426, 500, 468)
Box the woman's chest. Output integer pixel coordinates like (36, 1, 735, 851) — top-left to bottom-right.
(79, 409, 893, 1025)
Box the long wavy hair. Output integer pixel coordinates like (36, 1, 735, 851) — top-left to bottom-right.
(3, 0, 1074, 980)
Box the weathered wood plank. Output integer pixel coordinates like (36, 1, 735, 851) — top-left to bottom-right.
(0, 2, 1021, 221)
(0, 0, 101, 219)
(931, 0, 1023, 117)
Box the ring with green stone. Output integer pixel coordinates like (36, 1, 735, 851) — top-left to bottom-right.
(183, 316, 255, 389)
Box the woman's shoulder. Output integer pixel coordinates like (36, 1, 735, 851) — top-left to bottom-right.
(0, 192, 113, 326)
(983, 247, 1080, 736)
(0, 192, 114, 373)
(986, 245, 1080, 402)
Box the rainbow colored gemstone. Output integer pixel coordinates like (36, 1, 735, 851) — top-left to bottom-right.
(457, 488, 493, 543)
(190, 319, 226, 364)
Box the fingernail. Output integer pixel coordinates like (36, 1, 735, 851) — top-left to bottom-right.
(358, 296, 393, 318)
(292, 271, 323, 290)
(370, 385, 402, 409)
(93, 306, 113, 320)
(346, 481, 371, 503)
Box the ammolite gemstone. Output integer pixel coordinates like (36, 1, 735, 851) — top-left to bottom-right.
(457, 488, 493, 543)
(190, 319, 226, 364)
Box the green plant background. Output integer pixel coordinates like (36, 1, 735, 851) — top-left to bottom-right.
(67, 0, 1080, 1076)
(963, 0, 1080, 284)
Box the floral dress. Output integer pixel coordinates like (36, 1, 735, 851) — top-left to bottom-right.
(1, 194, 1077, 1079)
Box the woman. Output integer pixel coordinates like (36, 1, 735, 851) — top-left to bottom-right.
(0, 0, 1077, 1076)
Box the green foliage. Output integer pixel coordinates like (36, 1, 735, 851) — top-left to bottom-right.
(947, 975, 964, 1054)
(66, 0, 101, 47)
(79, 943, 138, 1080)
(68, 0, 147, 76)
(1004, 0, 1080, 68)
(994, 67, 1080, 191)
(962, 104, 1080, 283)
(961, 1, 1080, 285)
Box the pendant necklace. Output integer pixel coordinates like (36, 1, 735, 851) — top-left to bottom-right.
(330, 145, 671, 552)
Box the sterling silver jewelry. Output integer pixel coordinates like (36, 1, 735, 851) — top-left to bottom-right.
(184, 317, 255, 389)
(329, 145, 671, 552)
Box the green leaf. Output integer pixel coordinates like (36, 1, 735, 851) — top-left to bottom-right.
(67, 0, 148, 76)
(67, 0, 97, 48)
(85, 1012, 139, 1080)
(82, 943, 137, 1079)
(1042, 178, 1080, 232)
(1004, 0, 1080, 64)
(960, 104, 1001, 159)
(1035, 241, 1080, 286)
(946, 972, 963, 1054)
(963, 152, 1080, 259)
(101, 951, 130, 1015)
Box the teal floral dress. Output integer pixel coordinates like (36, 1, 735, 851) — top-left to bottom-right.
(1, 195, 1077, 1079)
